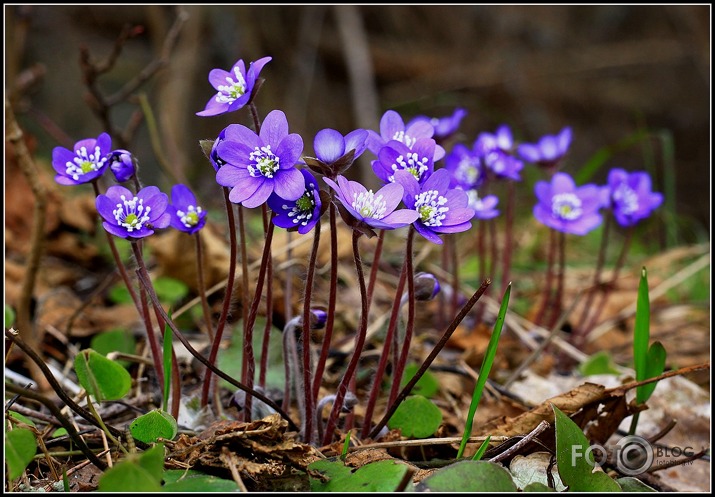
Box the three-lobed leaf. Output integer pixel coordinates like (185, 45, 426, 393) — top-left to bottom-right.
(416, 460, 517, 492)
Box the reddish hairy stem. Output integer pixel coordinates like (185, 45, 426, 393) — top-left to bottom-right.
(195, 231, 215, 341)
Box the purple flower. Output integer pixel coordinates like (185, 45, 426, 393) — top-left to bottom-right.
(371, 138, 436, 185)
(323, 175, 419, 233)
(215, 109, 304, 208)
(208, 128, 229, 171)
(474, 124, 523, 181)
(267, 169, 323, 234)
(196, 56, 272, 117)
(394, 168, 474, 245)
(167, 184, 207, 235)
(407, 107, 467, 141)
(366, 109, 446, 162)
(606, 168, 663, 227)
(414, 272, 441, 301)
(96, 185, 171, 239)
(466, 189, 500, 220)
(444, 143, 486, 190)
(107, 149, 136, 183)
(52, 132, 112, 186)
(533, 172, 605, 235)
(303, 128, 368, 178)
(518, 126, 572, 171)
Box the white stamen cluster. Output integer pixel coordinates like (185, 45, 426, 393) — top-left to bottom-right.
(113, 195, 151, 232)
(248, 145, 280, 178)
(415, 189, 448, 226)
(455, 157, 480, 186)
(388, 152, 429, 182)
(613, 183, 639, 215)
(285, 185, 316, 227)
(351, 190, 387, 219)
(215, 67, 247, 104)
(391, 130, 416, 148)
(65, 145, 107, 180)
(177, 205, 203, 228)
(551, 192, 582, 221)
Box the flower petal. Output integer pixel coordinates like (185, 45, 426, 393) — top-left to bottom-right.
(313, 128, 346, 164)
(272, 167, 305, 201)
(260, 109, 289, 148)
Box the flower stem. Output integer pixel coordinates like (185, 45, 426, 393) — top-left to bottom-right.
(194, 231, 214, 341)
(369, 278, 492, 440)
(501, 180, 516, 294)
(258, 204, 274, 389)
(137, 284, 165, 400)
(201, 187, 237, 408)
(312, 201, 339, 401)
(300, 218, 321, 444)
(547, 231, 567, 330)
(534, 228, 557, 326)
(388, 227, 416, 407)
(361, 260, 407, 439)
(366, 229, 385, 314)
(322, 230, 368, 445)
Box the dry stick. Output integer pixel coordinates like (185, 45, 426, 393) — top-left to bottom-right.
(242, 213, 277, 421)
(322, 231, 370, 445)
(195, 231, 214, 341)
(134, 270, 299, 431)
(4, 383, 108, 471)
(361, 262, 408, 439)
(312, 202, 339, 401)
(388, 227, 416, 407)
(300, 219, 321, 444)
(488, 420, 550, 463)
(347, 435, 505, 453)
(201, 188, 237, 408)
(369, 279, 492, 440)
(4, 330, 125, 440)
(5, 99, 49, 390)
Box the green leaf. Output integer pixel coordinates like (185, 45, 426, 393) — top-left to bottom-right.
(399, 363, 440, 398)
(130, 410, 178, 444)
(387, 395, 442, 438)
(153, 277, 189, 306)
(457, 283, 510, 458)
(5, 304, 16, 328)
(308, 458, 411, 492)
(51, 427, 68, 438)
(552, 405, 622, 492)
(90, 328, 136, 368)
(5, 428, 37, 479)
(616, 477, 657, 492)
(9, 410, 36, 427)
(471, 435, 491, 461)
(98, 444, 165, 492)
(74, 348, 132, 401)
(108, 284, 133, 305)
(523, 482, 556, 492)
(640, 341, 667, 402)
(579, 351, 621, 376)
(417, 460, 517, 492)
(162, 470, 239, 492)
(633, 267, 651, 403)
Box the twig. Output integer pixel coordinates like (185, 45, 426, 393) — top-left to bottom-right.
(346, 435, 507, 453)
(488, 420, 550, 463)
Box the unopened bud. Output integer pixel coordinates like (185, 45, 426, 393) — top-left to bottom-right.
(414, 272, 440, 301)
(107, 149, 136, 183)
(310, 309, 328, 329)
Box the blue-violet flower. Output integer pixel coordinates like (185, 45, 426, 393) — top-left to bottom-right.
(303, 128, 368, 178)
(606, 168, 663, 227)
(444, 143, 486, 191)
(96, 185, 171, 239)
(267, 169, 323, 234)
(474, 124, 523, 181)
(366, 109, 445, 162)
(167, 184, 207, 235)
(533, 172, 605, 235)
(394, 168, 475, 244)
(215, 109, 304, 208)
(407, 107, 467, 142)
(107, 149, 136, 183)
(52, 132, 112, 186)
(196, 56, 272, 117)
(372, 138, 436, 185)
(517, 126, 572, 171)
(466, 189, 500, 220)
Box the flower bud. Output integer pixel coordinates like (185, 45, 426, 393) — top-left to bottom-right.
(414, 272, 440, 301)
(309, 309, 328, 330)
(107, 149, 136, 182)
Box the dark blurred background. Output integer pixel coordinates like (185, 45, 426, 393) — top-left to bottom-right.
(5, 4, 711, 242)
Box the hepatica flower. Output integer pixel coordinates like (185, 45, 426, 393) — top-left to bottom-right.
(215, 109, 304, 208)
(474, 124, 523, 181)
(444, 143, 486, 191)
(407, 107, 468, 142)
(323, 175, 418, 232)
(372, 137, 436, 185)
(167, 184, 207, 235)
(96, 185, 170, 239)
(107, 149, 136, 183)
(533, 172, 605, 235)
(518, 126, 572, 171)
(267, 169, 323, 234)
(52, 132, 112, 185)
(606, 168, 663, 227)
(466, 189, 500, 220)
(366, 109, 445, 162)
(394, 168, 474, 244)
(303, 127, 368, 178)
(196, 56, 272, 117)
